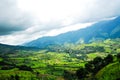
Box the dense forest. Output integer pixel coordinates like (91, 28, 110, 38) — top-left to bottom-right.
(0, 39, 120, 80)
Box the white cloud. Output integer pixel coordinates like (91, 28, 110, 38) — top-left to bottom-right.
(17, 0, 120, 23)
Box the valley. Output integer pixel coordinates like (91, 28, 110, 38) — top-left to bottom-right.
(0, 39, 120, 80)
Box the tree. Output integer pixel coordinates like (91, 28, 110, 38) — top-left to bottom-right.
(10, 75, 14, 80)
(117, 53, 120, 62)
(89, 57, 103, 73)
(10, 75, 19, 80)
(76, 67, 88, 79)
(18, 65, 32, 71)
(63, 70, 76, 80)
(85, 62, 94, 73)
(93, 57, 103, 64)
(104, 54, 113, 64)
(15, 75, 19, 80)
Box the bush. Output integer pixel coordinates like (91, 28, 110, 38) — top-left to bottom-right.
(18, 65, 33, 71)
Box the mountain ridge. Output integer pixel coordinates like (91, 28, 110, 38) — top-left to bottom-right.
(24, 16, 120, 48)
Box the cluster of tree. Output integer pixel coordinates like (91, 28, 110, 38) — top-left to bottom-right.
(0, 59, 15, 70)
(0, 59, 32, 71)
(9, 75, 19, 80)
(117, 53, 120, 62)
(0, 74, 19, 80)
(76, 53, 120, 80)
(49, 45, 105, 54)
(63, 70, 76, 80)
(17, 65, 33, 71)
(63, 53, 120, 80)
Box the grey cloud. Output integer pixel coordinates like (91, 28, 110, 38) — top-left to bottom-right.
(0, 0, 32, 35)
(1, 0, 120, 36)
(0, 22, 29, 35)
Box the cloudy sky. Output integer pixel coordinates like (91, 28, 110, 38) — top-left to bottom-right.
(0, 0, 120, 45)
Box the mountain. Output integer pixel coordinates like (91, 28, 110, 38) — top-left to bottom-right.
(24, 16, 120, 48)
(0, 43, 40, 54)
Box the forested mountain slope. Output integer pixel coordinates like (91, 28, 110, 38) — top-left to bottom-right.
(24, 16, 120, 48)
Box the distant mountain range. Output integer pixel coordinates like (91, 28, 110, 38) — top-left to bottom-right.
(24, 16, 120, 48)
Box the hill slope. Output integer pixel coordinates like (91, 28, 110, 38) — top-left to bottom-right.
(95, 62, 120, 80)
(24, 16, 120, 48)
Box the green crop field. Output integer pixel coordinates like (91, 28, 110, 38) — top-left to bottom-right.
(0, 39, 120, 80)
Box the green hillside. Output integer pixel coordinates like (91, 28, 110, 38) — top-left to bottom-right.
(0, 39, 120, 80)
(96, 62, 120, 80)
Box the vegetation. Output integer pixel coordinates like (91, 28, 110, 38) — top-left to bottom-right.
(0, 39, 120, 80)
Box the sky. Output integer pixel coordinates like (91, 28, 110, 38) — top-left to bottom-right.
(0, 0, 120, 45)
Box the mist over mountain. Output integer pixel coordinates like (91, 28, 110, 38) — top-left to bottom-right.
(24, 16, 120, 48)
